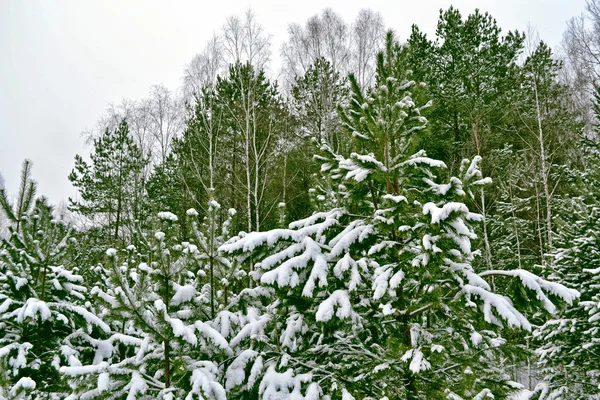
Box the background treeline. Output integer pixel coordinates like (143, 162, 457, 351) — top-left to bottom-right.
(67, 6, 585, 262)
(2, 3, 600, 399)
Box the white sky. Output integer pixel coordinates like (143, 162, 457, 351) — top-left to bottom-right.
(0, 0, 586, 204)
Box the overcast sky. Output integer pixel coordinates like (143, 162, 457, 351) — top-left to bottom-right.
(0, 0, 587, 204)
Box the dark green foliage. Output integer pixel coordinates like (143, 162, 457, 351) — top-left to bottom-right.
(69, 121, 148, 242)
(146, 153, 193, 236)
(408, 7, 525, 168)
(218, 30, 578, 400)
(173, 63, 298, 234)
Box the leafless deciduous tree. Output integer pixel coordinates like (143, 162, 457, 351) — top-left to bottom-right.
(352, 9, 385, 89)
(222, 8, 271, 72)
(561, 0, 600, 123)
(281, 9, 349, 85)
(281, 8, 385, 89)
(147, 85, 185, 164)
(184, 8, 271, 96)
(563, 1, 600, 83)
(85, 85, 185, 168)
(183, 34, 225, 98)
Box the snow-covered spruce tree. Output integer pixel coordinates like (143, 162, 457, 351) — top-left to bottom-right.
(533, 89, 600, 398)
(60, 211, 231, 400)
(219, 31, 579, 399)
(0, 161, 108, 399)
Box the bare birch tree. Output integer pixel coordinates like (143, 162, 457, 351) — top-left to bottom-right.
(148, 85, 185, 164)
(281, 9, 351, 86)
(351, 9, 385, 89)
(86, 86, 184, 168)
(562, 0, 600, 87)
(223, 8, 271, 72)
(525, 30, 555, 252)
(183, 34, 225, 98)
(281, 8, 384, 89)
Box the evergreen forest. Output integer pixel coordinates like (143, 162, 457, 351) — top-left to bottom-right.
(3, 3, 600, 399)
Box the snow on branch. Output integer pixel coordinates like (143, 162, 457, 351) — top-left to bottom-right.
(258, 366, 320, 399)
(401, 150, 447, 169)
(423, 202, 482, 224)
(478, 269, 580, 314)
(316, 289, 353, 322)
(462, 285, 531, 330)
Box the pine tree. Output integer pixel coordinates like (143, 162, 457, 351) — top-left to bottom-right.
(169, 86, 222, 227)
(407, 7, 525, 168)
(0, 161, 108, 398)
(188, 200, 238, 319)
(146, 153, 192, 236)
(60, 212, 231, 399)
(0, 160, 36, 234)
(219, 32, 579, 399)
(69, 120, 148, 242)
